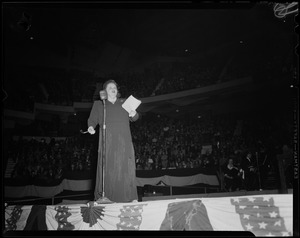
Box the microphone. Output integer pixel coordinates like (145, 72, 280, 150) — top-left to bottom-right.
(100, 90, 107, 100)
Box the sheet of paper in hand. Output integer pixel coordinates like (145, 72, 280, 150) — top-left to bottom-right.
(122, 95, 141, 113)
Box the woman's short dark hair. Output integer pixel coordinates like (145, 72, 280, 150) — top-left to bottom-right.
(102, 79, 121, 98)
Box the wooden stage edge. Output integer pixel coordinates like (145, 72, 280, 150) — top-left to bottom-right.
(141, 189, 293, 201)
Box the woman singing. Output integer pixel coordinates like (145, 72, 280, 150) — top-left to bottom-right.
(87, 80, 139, 203)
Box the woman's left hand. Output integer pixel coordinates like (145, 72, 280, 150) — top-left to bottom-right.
(129, 110, 137, 117)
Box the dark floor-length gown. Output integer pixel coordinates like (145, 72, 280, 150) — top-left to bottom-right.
(88, 98, 139, 202)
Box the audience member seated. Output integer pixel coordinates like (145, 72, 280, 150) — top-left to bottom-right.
(223, 158, 241, 192)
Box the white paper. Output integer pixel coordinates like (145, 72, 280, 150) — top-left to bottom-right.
(122, 95, 141, 113)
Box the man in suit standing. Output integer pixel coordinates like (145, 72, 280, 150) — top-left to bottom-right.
(241, 152, 258, 191)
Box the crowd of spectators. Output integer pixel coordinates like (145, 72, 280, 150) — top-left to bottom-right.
(4, 69, 38, 112)
(70, 69, 99, 102)
(4, 52, 294, 185)
(5, 107, 293, 188)
(132, 114, 214, 171)
(43, 79, 73, 106)
(5, 40, 295, 116)
(6, 136, 96, 182)
(134, 111, 293, 180)
(105, 70, 161, 99)
(131, 113, 246, 171)
(154, 62, 219, 95)
(4, 59, 246, 111)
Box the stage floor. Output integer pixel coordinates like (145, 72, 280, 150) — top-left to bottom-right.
(142, 189, 293, 201)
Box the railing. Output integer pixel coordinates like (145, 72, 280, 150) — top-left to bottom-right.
(5, 185, 220, 206)
(143, 185, 220, 197)
(5, 192, 93, 206)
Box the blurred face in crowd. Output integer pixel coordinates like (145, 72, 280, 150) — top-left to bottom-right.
(246, 153, 252, 160)
(105, 82, 118, 100)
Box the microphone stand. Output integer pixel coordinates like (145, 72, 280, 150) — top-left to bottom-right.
(96, 97, 113, 204)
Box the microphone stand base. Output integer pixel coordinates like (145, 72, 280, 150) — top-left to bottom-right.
(95, 197, 114, 204)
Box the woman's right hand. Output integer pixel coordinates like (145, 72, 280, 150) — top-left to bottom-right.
(88, 126, 95, 135)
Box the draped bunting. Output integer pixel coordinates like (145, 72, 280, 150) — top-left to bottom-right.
(5, 194, 293, 236)
(5, 172, 219, 198)
(5, 205, 32, 231)
(136, 173, 219, 187)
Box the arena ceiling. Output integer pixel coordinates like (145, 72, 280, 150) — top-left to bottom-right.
(3, 2, 293, 59)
